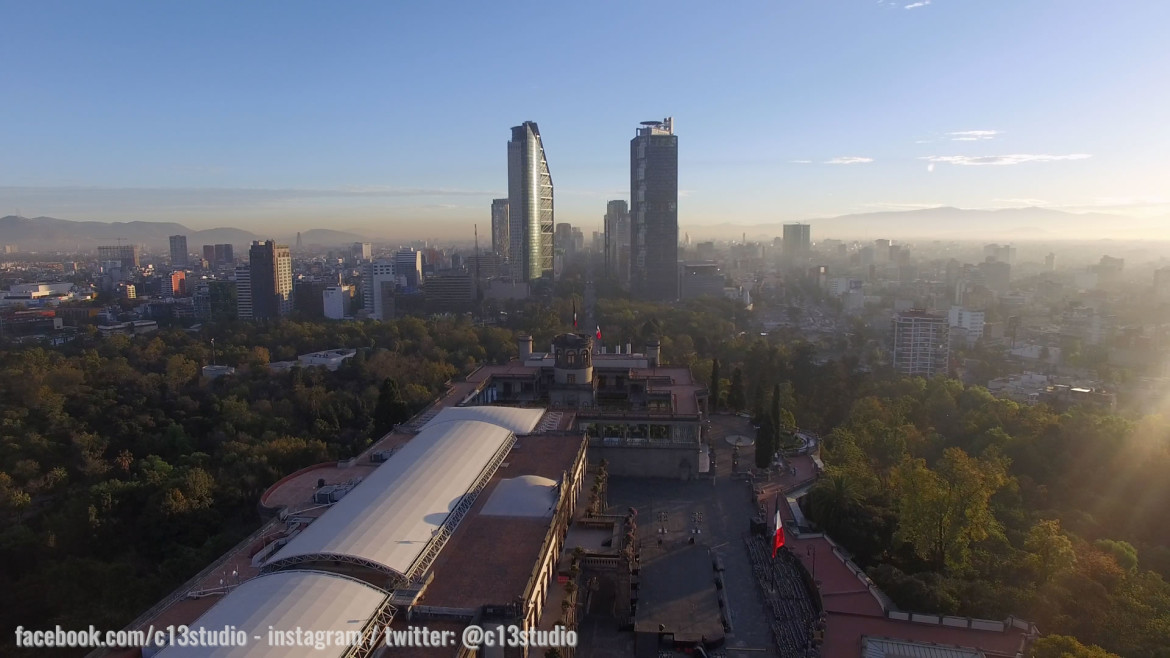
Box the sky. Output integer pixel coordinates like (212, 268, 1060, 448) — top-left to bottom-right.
(1, 0, 1168, 239)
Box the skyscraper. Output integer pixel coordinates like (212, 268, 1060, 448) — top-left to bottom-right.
(169, 235, 189, 267)
(395, 248, 423, 289)
(604, 200, 630, 284)
(507, 122, 554, 282)
(782, 224, 810, 258)
(491, 198, 510, 261)
(630, 118, 678, 302)
(248, 240, 293, 319)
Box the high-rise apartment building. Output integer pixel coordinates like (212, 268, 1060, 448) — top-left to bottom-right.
(362, 260, 397, 321)
(248, 241, 293, 320)
(604, 200, 630, 284)
(892, 310, 950, 377)
(169, 235, 189, 267)
(235, 265, 253, 321)
(630, 118, 678, 302)
(782, 224, 811, 258)
(491, 198, 510, 261)
(352, 242, 372, 262)
(507, 121, 554, 282)
(97, 245, 140, 269)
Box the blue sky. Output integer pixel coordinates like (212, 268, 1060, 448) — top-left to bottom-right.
(1, 0, 1167, 238)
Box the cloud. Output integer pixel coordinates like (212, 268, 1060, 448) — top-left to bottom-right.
(825, 156, 874, 165)
(920, 154, 1091, 166)
(790, 160, 814, 164)
(947, 130, 1000, 142)
(861, 202, 943, 210)
(927, 163, 935, 173)
(904, 0, 931, 8)
(991, 198, 1051, 207)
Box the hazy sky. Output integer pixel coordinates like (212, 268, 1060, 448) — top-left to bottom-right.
(1, 1, 1168, 238)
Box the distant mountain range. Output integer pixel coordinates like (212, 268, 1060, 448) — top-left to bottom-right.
(2, 207, 1165, 252)
(0, 215, 372, 252)
(685, 206, 1168, 242)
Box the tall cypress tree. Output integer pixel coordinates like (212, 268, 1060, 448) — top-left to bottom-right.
(710, 358, 721, 412)
(756, 416, 775, 469)
(728, 367, 746, 412)
(771, 383, 782, 449)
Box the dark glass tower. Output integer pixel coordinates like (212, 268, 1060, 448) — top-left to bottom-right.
(630, 118, 678, 302)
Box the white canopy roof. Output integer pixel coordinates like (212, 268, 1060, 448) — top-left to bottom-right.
(420, 406, 546, 435)
(480, 475, 559, 518)
(157, 570, 386, 657)
(267, 419, 513, 579)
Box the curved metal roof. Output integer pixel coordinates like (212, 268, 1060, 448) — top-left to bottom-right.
(266, 419, 514, 579)
(157, 570, 387, 657)
(421, 406, 546, 435)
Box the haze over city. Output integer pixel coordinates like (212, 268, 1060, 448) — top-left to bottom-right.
(3, 1, 1169, 240)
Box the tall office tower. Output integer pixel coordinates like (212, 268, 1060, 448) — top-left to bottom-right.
(555, 223, 574, 255)
(491, 198, 510, 261)
(214, 244, 234, 266)
(874, 239, 891, 263)
(203, 244, 216, 265)
(395, 248, 423, 289)
(630, 117, 678, 302)
(235, 265, 253, 321)
(891, 310, 950, 378)
(1045, 252, 1057, 272)
(782, 223, 811, 258)
(604, 199, 630, 283)
(362, 260, 397, 320)
(571, 227, 584, 254)
(97, 245, 140, 269)
(507, 121, 554, 282)
(248, 240, 293, 319)
(353, 242, 372, 262)
(169, 235, 189, 267)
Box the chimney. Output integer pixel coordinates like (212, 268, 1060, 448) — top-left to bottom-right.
(626, 342, 632, 355)
(517, 334, 533, 360)
(647, 339, 661, 368)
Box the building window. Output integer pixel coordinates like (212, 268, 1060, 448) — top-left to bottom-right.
(567, 374, 576, 384)
(567, 352, 576, 366)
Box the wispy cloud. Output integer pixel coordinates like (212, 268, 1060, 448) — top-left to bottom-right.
(947, 130, 1000, 141)
(861, 202, 943, 210)
(920, 153, 1091, 166)
(991, 198, 1051, 207)
(825, 156, 874, 165)
(904, 0, 931, 9)
(790, 160, 814, 164)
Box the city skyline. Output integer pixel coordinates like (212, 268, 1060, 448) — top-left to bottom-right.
(1, 2, 1168, 237)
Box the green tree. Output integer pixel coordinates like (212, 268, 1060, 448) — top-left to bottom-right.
(756, 416, 775, 469)
(1024, 519, 1077, 583)
(710, 358, 721, 412)
(728, 367, 745, 412)
(807, 469, 861, 532)
(892, 448, 1007, 572)
(372, 378, 412, 437)
(1031, 635, 1120, 658)
(1093, 539, 1138, 573)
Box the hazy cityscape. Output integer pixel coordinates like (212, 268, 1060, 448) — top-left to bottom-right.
(2, 3, 1169, 658)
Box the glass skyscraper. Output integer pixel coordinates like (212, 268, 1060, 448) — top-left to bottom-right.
(630, 117, 678, 302)
(507, 121, 554, 282)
